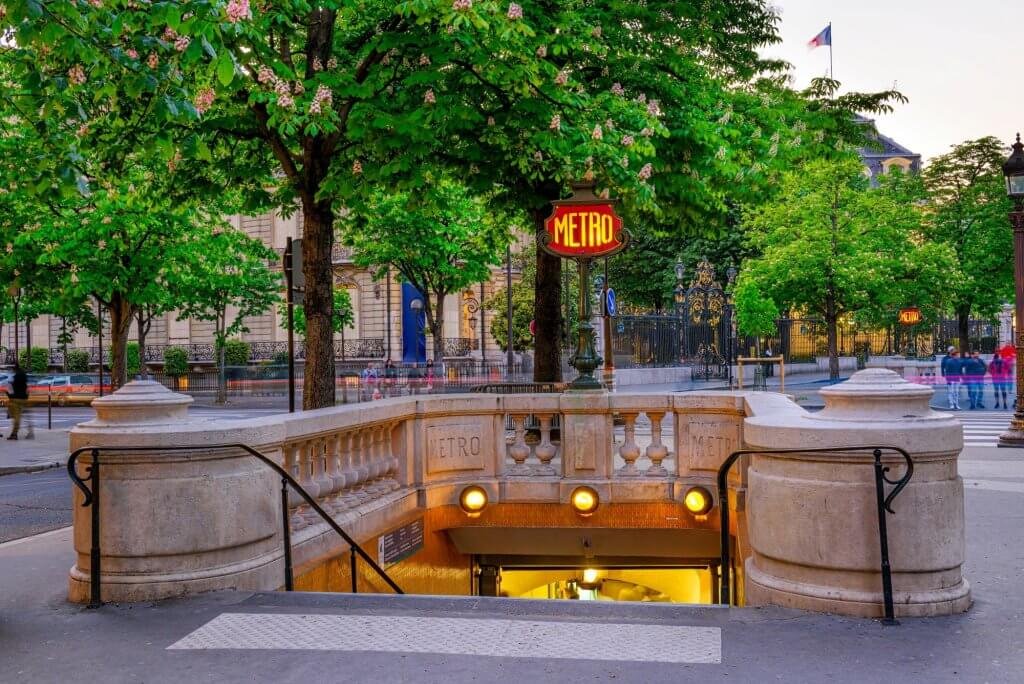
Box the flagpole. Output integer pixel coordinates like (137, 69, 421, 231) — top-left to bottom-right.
(828, 24, 835, 105)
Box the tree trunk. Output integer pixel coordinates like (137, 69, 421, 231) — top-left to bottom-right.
(957, 306, 970, 355)
(107, 294, 133, 390)
(136, 310, 149, 380)
(301, 200, 336, 410)
(826, 299, 839, 382)
(216, 319, 227, 405)
(533, 206, 562, 382)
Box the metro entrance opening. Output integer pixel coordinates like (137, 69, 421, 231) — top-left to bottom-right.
(481, 564, 717, 604)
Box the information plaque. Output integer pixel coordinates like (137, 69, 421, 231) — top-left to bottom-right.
(377, 517, 424, 568)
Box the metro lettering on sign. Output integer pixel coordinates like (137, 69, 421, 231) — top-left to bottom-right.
(543, 202, 625, 259)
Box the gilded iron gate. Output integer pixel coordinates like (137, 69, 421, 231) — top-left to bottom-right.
(680, 260, 731, 380)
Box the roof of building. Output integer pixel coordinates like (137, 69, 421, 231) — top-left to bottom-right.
(855, 115, 921, 161)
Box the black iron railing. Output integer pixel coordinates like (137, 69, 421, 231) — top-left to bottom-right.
(716, 445, 913, 626)
(67, 443, 403, 609)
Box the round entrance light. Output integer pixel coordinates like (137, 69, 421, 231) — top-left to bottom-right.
(459, 485, 488, 517)
(570, 486, 600, 516)
(582, 568, 599, 584)
(683, 486, 713, 516)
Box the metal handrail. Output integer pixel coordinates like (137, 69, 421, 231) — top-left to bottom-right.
(67, 443, 404, 609)
(717, 445, 913, 625)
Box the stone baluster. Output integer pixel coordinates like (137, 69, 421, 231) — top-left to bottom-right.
(534, 414, 558, 476)
(380, 422, 400, 490)
(313, 437, 334, 500)
(365, 425, 388, 494)
(644, 411, 669, 477)
(508, 414, 532, 475)
(352, 431, 373, 501)
(297, 440, 321, 499)
(617, 413, 642, 477)
(326, 433, 345, 497)
(282, 443, 303, 510)
(338, 432, 361, 508)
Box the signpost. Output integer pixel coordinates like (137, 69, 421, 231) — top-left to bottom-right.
(898, 306, 922, 357)
(541, 183, 630, 390)
(284, 237, 304, 413)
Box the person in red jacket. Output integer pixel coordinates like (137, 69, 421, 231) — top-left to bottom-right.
(990, 352, 1014, 409)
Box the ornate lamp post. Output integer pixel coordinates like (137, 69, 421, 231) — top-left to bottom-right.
(726, 266, 738, 386)
(999, 134, 1024, 447)
(673, 262, 686, 317)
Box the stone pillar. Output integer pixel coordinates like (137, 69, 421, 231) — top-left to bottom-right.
(741, 369, 970, 617)
(68, 381, 283, 603)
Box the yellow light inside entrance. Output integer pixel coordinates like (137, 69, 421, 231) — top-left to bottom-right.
(459, 485, 488, 517)
(582, 568, 599, 584)
(570, 486, 599, 516)
(684, 487, 713, 516)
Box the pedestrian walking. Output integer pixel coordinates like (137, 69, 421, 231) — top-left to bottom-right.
(6, 364, 33, 440)
(425, 359, 436, 392)
(964, 351, 987, 410)
(383, 359, 397, 398)
(990, 353, 1014, 409)
(941, 348, 963, 410)
(360, 362, 379, 401)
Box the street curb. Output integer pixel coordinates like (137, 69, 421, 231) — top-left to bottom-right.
(0, 461, 63, 477)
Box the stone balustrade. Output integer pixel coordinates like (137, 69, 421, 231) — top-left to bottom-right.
(67, 371, 969, 620)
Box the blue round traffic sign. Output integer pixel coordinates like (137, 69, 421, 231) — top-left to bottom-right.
(606, 288, 617, 317)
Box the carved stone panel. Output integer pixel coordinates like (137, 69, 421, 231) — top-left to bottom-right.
(425, 422, 488, 475)
(678, 414, 742, 477)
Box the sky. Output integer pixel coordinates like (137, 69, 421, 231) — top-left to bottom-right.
(767, 1, 1024, 163)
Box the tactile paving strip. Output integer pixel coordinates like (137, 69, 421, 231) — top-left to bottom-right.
(168, 612, 721, 664)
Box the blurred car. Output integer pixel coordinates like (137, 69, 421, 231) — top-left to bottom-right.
(22, 374, 111, 405)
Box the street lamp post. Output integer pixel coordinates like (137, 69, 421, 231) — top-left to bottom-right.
(998, 134, 1024, 448)
(726, 266, 738, 387)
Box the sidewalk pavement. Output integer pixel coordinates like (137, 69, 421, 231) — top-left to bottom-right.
(2, 451, 1023, 682)
(0, 428, 69, 475)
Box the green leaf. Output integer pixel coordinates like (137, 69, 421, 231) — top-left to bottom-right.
(217, 53, 234, 86)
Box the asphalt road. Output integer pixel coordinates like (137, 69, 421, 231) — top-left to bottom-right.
(0, 468, 72, 543)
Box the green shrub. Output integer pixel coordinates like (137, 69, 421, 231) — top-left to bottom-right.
(163, 346, 189, 377)
(272, 350, 290, 366)
(18, 347, 49, 373)
(126, 342, 141, 377)
(66, 348, 90, 373)
(220, 339, 251, 367)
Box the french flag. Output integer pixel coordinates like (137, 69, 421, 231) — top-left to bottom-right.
(808, 24, 831, 49)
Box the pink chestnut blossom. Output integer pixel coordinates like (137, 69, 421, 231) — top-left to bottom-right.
(352, 160, 363, 175)
(638, 163, 652, 180)
(554, 70, 568, 86)
(549, 114, 560, 130)
(126, 48, 139, 59)
(536, 45, 547, 58)
(487, 116, 496, 126)
(453, 0, 472, 9)
(68, 65, 86, 86)
(424, 89, 436, 104)
(276, 93, 294, 109)
(257, 65, 274, 84)
(591, 125, 603, 140)
(194, 87, 215, 115)
(163, 27, 178, 41)
(507, 3, 523, 19)
(621, 135, 634, 147)
(226, 0, 251, 23)
(147, 53, 159, 69)
(174, 35, 190, 52)
(610, 83, 624, 96)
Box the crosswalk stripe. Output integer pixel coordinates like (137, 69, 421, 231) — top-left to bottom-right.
(168, 613, 723, 664)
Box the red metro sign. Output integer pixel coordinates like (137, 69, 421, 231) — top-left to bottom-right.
(541, 185, 628, 259)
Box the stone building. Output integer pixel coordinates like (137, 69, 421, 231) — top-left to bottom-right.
(857, 115, 922, 183)
(1, 210, 519, 368)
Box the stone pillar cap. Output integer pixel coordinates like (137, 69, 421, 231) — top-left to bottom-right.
(88, 380, 193, 426)
(811, 368, 935, 422)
